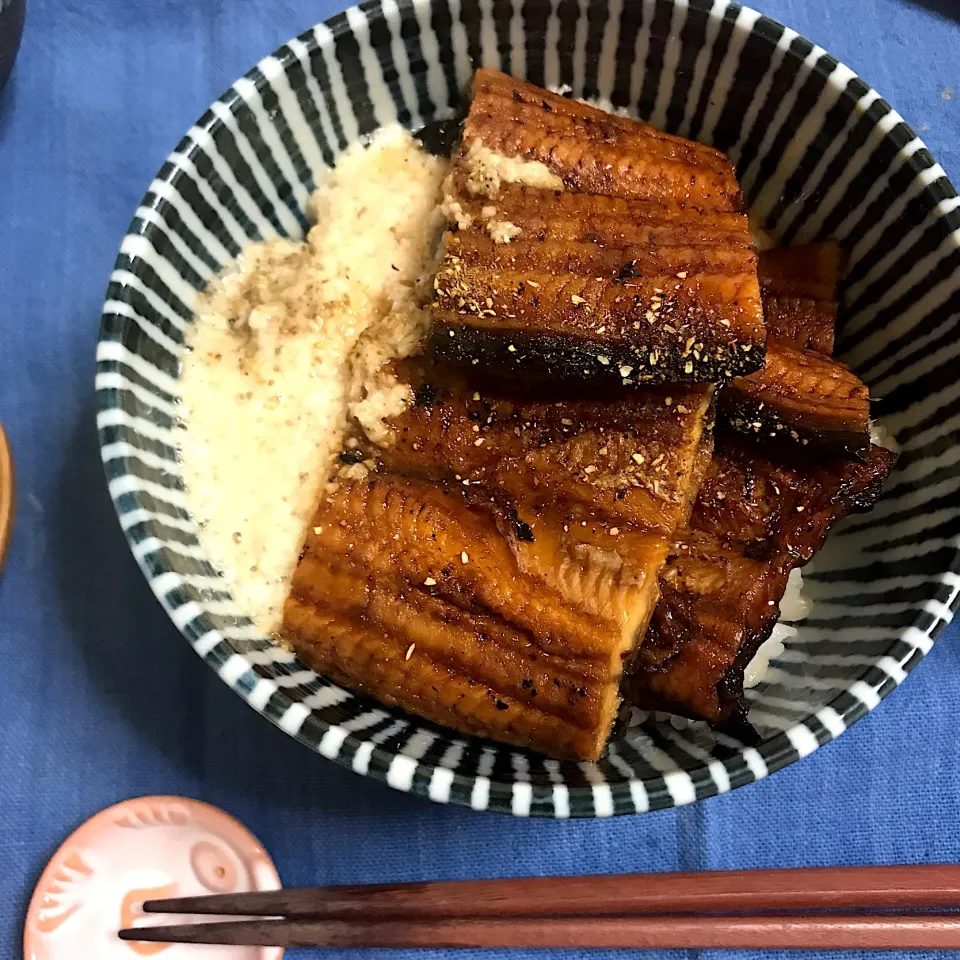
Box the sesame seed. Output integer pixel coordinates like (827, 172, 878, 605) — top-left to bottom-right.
(597, 355, 610, 365)
(599, 446, 608, 455)
(472, 358, 479, 365)
(472, 424, 480, 432)
(796, 505, 805, 512)
(610, 527, 619, 535)
(677, 404, 689, 413)
(645, 310, 656, 323)
(472, 392, 481, 401)
(527, 280, 540, 288)
(405, 643, 416, 660)
(684, 360, 694, 374)
(677, 271, 688, 279)
(486, 297, 493, 308)
(619, 365, 633, 377)
(474, 437, 485, 446)
(652, 453, 664, 466)
(561, 418, 573, 425)
(571, 294, 587, 305)
(508, 344, 516, 353)
(584, 465, 597, 474)
(665, 396, 673, 406)
(597, 325, 607, 333)
(424, 577, 437, 586)
(632, 453, 645, 464)
(461, 551, 469, 563)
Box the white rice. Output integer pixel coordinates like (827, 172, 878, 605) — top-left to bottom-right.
(870, 419, 900, 453)
(742, 568, 808, 689)
(177, 127, 449, 633)
(741, 568, 809, 689)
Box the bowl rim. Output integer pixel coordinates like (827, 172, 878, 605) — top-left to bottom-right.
(96, 0, 960, 817)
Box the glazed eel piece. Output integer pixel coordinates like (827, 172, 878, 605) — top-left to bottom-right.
(284, 361, 713, 761)
(626, 433, 895, 731)
(626, 243, 896, 732)
(721, 243, 872, 456)
(759, 242, 839, 354)
(428, 69, 765, 388)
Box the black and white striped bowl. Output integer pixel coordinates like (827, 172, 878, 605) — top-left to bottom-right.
(96, 0, 960, 817)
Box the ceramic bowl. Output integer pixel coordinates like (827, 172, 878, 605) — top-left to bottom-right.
(96, 0, 960, 817)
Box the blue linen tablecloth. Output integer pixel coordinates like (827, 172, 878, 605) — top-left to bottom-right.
(1, 1, 958, 958)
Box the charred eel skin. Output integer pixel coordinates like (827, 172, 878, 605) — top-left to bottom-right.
(429, 69, 765, 388)
(720, 339, 871, 457)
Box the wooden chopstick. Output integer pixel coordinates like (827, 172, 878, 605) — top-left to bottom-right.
(143, 865, 960, 920)
(122, 866, 960, 949)
(120, 914, 960, 950)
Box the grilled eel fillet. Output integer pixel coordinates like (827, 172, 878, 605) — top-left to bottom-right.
(721, 243, 871, 456)
(720, 339, 871, 456)
(627, 243, 896, 731)
(284, 362, 713, 761)
(428, 69, 765, 387)
(759, 242, 839, 354)
(626, 434, 895, 730)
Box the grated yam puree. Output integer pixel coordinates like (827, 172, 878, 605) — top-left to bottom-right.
(177, 127, 449, 633)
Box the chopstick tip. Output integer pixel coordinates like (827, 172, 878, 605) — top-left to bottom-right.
(118, 928, 167, 943)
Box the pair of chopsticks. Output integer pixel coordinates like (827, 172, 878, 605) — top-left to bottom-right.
(119, 865, 960, 949)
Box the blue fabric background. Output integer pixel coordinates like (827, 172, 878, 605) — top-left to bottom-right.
(0, 1, 958, 958)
